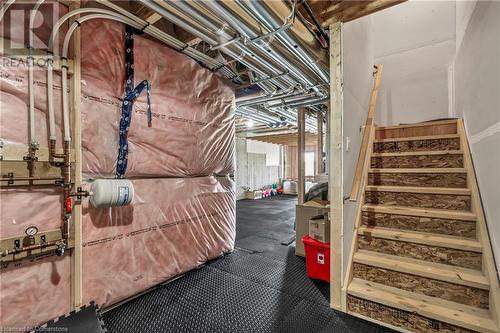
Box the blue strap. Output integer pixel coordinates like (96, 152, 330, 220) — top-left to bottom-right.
(116, 26, 152, 178)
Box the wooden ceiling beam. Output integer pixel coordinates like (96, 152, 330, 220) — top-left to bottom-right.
(321, 0, 406, 26)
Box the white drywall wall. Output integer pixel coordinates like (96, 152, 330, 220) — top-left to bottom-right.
(371, 1, 456, 126)
(453, 1, 500, 273)
(342, 15, 374, 277)
(235, 138, 281, 199)
(246, 139, 281, 166)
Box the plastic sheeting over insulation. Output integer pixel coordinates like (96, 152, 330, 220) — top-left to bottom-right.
(0, 18, 236, 329)
(81, 20, 235, 178)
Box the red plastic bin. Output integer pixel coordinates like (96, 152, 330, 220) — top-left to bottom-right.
(302, 235, 330, 282)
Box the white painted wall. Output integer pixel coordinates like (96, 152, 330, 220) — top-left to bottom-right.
(342, 16, 374, 277)
(235, 138, 281, 200)
(453, 1, 500, 273)
(371, 1, 456, 125)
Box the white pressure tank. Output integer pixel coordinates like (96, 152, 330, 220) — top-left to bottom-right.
(90, 179, 134, 208)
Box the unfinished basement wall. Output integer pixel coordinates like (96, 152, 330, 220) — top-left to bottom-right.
(453, 1, 500, 273)
(0, 17, 236, 328)
(235, 138, 281, 200)
(371, 1, 456, 126)
(342, 16, 374, 276)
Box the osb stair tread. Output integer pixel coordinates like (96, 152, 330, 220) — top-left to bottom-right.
(362, 204, 476, 221)
(376, 119, 459, 131)
(357, 226, 482, 252)
(353, 250, 490, 290)
(348, 278, 498, 333)
(369, 168, 467, 174)
(374, 134, 460, 143)
(365, 185, 471, 195)
(372, 150, 463, 157)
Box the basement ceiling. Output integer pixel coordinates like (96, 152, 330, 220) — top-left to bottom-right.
(122, 0, 406, 135)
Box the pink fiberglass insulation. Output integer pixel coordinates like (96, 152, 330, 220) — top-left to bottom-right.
(0, 187, 63, 238)
(0, 7, 236, 330)
(82, 176, 236, 307)
(0, 255, 71, 330)
(80, 20, 235, 178)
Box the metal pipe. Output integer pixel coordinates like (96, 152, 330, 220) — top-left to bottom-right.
(0, 176, 63, 181)
(237, 0, 329, 84)
(237, 90, 303, 107)
(141, 0, 284, 92)
(201, 0, 319, 87)
(166, 1, 294, 90)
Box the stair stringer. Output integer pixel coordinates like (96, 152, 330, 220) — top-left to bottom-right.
(458, 119, 500, 330)
(342, 125, 376, 310)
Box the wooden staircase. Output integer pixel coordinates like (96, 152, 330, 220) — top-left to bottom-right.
(344, 119, 500, 333)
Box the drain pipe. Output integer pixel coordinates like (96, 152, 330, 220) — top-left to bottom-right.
(236, 0, 329, 84)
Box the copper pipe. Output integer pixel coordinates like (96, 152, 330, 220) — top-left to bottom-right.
(50, 139, 65, 159)
(1, 239, 60, 257)
(0, 176, 63, 181)
(63, 140, 71, 187)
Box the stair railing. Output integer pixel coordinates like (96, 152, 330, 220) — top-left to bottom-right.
(349, 64, 383, 202)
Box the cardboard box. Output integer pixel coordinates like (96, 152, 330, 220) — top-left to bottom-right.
(309, 215, 330, 243)
(295, 202, 329, 257)
(244, 190, 262, 200)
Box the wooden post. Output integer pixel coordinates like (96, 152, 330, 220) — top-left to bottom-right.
(297, 107, 306, 204)
(316, 111, 324, 175)
(69, 0, 82, 310)
(329, 22, 343, 311)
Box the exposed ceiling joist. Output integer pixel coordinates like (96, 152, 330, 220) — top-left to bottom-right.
(248, 133, 318, 146)
(302, 0, 406, 27)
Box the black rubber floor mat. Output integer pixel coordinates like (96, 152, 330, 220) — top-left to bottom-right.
(36, 302, 106, 333)
(103, 195, 393, 333)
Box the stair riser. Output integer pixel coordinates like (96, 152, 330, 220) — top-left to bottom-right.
(353, 263, 489, 309)
(368, 173, 467, 188)
(371, 154, 464, 168)
(347, 295, 476, 333)
(374, 138, 461, 153)
(376, 122, 458, 140)
(364, 191, 471, 211)
(357, 236, 482, 270)
(361, 212, 476, 238)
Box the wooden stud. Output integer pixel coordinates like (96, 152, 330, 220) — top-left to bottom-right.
(297, 107, 306, 205)
(329, 22, 343, 311)
(69, 0, 82, 311)
(457, 120, 500, 329)
(316, 111, 324, 175)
